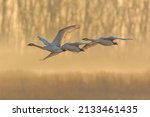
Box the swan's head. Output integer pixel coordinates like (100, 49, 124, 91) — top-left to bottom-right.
(27, 43, 35, 46)
(82, 38, 95, 42)
(82, 38, 89, 41)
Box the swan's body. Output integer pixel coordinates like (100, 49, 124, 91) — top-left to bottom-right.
(82, 35, 130, 50)
(62, 42, 89, 52)
(28, 25, 80, 60)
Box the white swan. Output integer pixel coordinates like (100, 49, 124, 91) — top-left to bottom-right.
(28, 25, 80, 60)
(61, 42, 89, 52)
(82, 35, 130, 50)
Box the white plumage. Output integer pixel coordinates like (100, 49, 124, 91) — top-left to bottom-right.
(28, 25, 131, 60)
(28, 25, 80, 60)
(82, 35, 131, 50)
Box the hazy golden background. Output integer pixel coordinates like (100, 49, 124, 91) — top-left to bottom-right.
(0, 0, 150, 99)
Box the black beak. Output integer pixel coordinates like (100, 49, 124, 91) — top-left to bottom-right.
(27, 43, 32, 46)
(114, 42, 118, 45)
(80, 49, 85, 52)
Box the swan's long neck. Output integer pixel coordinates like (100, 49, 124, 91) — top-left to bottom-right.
(32, 44, 45, 50)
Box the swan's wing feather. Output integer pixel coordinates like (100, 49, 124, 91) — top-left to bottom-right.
(101, 36, 129, 41)
(103, 38, 129, 40)
(41, 52, 60, 60)
(116, 38, 130, 40)
(82, 42, 98, 50)
(51, 25, 80, 47)
(37, 36, 51, 46)
(102, 38, 114, 41)
(68, 42, 89, 46)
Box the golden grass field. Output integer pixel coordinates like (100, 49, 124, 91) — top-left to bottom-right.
(0, 71, 150, 100)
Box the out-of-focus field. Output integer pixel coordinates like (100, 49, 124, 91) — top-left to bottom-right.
(0, 71, 150, 100)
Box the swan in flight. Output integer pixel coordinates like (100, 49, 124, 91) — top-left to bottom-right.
(82, 35, 130, 50)
(61, 42, 89, 52)
(28, 25, 80, 60)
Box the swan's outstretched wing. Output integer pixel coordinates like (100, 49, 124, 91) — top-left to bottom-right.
(105, 38, 129, 41)
(82, 42, 98, 50)
(41, 52, 60, 60)
(37, 36, 51, 46)
(51, 25, 80, 47)
(67, 42, 89, 47)
(115, 38, 130, 40)
(101, 36, 129, 41)
(81, 38, 98, 50)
